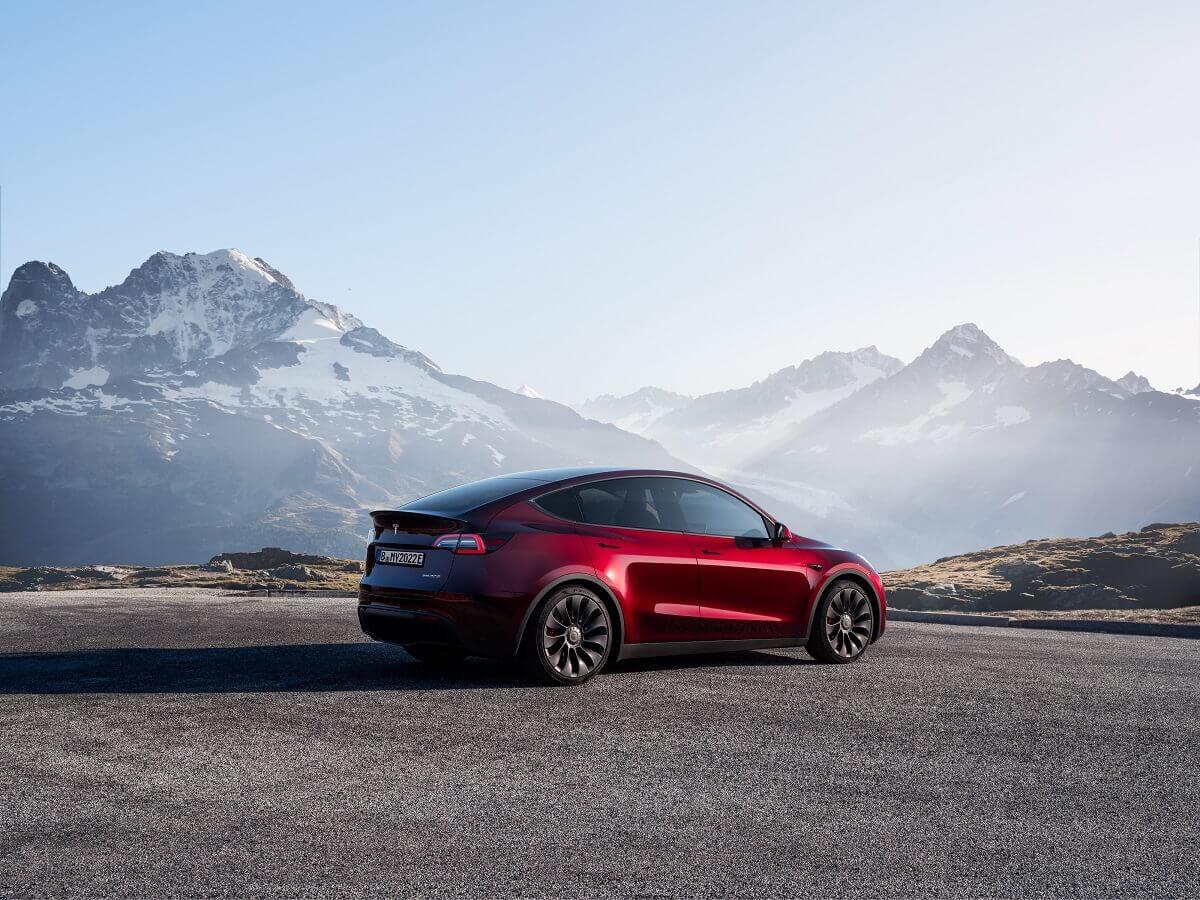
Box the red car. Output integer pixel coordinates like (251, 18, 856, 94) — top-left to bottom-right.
(358, 468, 885, 684)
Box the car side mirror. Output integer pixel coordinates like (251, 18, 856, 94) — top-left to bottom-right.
(772, 522, 792, 544)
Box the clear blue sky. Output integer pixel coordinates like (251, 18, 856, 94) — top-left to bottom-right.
(3, 1, 1199, 399)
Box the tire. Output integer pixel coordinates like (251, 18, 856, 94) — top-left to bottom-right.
(521, 585, 614, 685)
(807, 579, 874, 664)
(403, 644, 468, 667)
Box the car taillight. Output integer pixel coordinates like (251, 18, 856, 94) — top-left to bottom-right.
(434, 533, 489, 554)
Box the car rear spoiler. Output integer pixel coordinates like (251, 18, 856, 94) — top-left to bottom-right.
(369, 510, 464, 537)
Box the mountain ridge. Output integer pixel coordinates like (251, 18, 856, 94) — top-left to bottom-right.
(0, 250, 687, 565)
(2, 252, 1195, 569)
(740, 324, 1200, 567)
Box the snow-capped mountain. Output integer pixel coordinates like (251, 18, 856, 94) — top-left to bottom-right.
(0, 251, 374, 390)
(739, 324, 1200, 568)
(641, 347, 903, 470)
(576, 386, 692, 435)
(1116, 371, 1154, 394)
(0, 251, 685, 565)
(2, 252, 1192, 570)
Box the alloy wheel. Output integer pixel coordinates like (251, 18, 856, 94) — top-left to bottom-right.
(542, 591, 610, 679)
(825, 585, 873, 658)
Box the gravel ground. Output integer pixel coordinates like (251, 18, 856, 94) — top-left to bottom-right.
(2, 588, 1198, 898)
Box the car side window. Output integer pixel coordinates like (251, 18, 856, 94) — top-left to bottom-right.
(581, 479, 666, 530)
(535, 487, 583, 522)
(677, 481, 769, 538)
(538, 477, 687, 532)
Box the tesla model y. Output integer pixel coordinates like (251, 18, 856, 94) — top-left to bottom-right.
(358, 468, 885, 684)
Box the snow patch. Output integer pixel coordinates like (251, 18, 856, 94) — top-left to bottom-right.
(160, 329, 512, 435)
(16, 299, 38, 318)
(280, 308, 346, 343)
(64, 367, 110, 389)
(861, 381, 972, 445)
(994, 405, 1031, 426)
(515, 384, 544, 399)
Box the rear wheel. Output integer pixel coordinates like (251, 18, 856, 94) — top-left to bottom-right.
(522, 585, 613, 685)
(403, 644, 467, 667)
(807, 579, 874, 664)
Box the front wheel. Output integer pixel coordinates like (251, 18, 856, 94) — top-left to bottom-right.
(807, 580, 874, 664)
(522, 586, 614, 685)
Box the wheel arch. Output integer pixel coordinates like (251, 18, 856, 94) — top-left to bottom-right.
(513, 573, 626, 658)
(806, 567, 882, 642)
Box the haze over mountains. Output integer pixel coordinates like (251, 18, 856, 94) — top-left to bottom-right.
(1, 248, 1197, 568)
(581, 348, 904, 470)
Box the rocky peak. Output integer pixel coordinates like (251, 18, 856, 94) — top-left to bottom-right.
(251, 257, 295, 291)
(583, 385, 690, 409)
(1, 261, 82, 322)
(1115, 371, 1153, 395)
(1026, 360, 1126, 396)
(848, 345, 904, 371)
(0, 249, 380, 390)
(576, 385, 692, 433)
(910, 323, 1021, 379)
(4, 260, 77, 293)
(782, 347, 904, 391)
(627, 386, 690, 405)
(1, 262, 87, 387)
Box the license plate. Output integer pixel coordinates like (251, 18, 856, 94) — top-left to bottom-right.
(376, 549, 425, 567)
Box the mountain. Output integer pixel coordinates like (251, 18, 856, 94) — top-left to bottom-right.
(641, 347, 903, 470)
(1116, 371, 1153, 394)
(4, 253, 1191, 571)
(740, 324, 1200, 568)
(576, 386, 692, 434)
(0, 251, 370, 390)
(0, 251, 685, 565)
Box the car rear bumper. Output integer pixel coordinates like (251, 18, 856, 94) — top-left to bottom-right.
(357, 585, 523, 657)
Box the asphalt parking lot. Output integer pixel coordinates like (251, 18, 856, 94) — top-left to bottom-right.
(2, 589, 1198, 898)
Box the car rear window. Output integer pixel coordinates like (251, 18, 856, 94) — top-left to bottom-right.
(404, 476, 542, 515)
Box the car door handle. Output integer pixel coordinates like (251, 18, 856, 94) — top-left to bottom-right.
(701, 549, 722, 556)
(597, 542, 621, 550)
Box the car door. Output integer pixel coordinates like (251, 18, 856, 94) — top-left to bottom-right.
(676, 480, 812, 640)
(541, 477, 702, 645)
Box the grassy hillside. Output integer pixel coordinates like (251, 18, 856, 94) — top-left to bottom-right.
(885, 522, 1200, 621)
(0, 548, 362, 593)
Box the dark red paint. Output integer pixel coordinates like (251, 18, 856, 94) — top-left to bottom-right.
(358, 467, 885, 663)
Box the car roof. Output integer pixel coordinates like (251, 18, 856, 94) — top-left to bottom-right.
(502, 466, 693, 483)
(398, 466, 776, 523)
